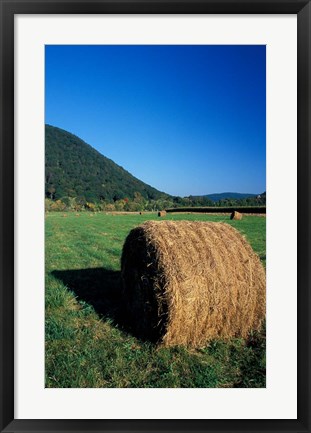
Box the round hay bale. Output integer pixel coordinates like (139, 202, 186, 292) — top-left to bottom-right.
(121, 220, 265, 347)
(158, 210, 167, 217)
(230, 210, 243, 220)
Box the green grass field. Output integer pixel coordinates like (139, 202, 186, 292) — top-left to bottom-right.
(45, 212, 266, 388)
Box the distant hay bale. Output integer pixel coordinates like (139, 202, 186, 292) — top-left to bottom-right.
(121, 220, 265, 347)
(231, 211, 243, 220)
(158, 210, 167, 217)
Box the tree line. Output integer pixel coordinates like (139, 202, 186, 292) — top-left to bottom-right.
(45, 192, 266, 212)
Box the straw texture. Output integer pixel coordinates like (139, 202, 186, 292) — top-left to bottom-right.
(121, 220, 265, 347)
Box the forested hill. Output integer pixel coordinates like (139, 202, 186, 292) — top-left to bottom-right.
(45, 125, 168, 202)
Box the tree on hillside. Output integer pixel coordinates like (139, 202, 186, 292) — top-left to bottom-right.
(47, 186, 56, 199)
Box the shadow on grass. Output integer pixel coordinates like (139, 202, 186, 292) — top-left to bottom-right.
(52, 268, 132, 334)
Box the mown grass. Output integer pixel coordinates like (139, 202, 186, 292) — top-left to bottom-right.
(45, 212, 266, 388)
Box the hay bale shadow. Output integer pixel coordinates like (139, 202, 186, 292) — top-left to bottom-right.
(51, 267, 155, 342)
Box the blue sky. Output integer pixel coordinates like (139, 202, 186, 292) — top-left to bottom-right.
(45, 45, 266, 196)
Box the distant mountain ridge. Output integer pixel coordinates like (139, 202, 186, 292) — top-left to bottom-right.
(45, 124, 168, 202)
(205, 192, 258, 202)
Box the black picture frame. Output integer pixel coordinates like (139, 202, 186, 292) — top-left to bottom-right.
(1, 1, 310, 432)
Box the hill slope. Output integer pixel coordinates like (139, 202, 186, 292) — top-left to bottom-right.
(45, 125, 168, 202)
